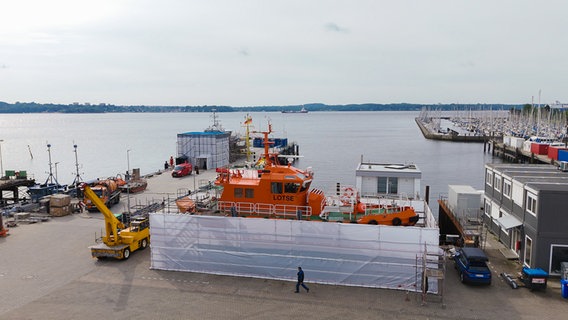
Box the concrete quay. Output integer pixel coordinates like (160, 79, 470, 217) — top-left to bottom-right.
(2, 168, 568, 319)
(415, 118, 488, 142)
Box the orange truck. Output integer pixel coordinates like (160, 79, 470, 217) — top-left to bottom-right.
(83, 178, 121, 211)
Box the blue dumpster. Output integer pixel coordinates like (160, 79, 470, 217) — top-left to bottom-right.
(521, 267, 548, 291)
(562, 279, 568, 299)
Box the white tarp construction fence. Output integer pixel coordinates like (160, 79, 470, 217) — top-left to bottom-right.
(150, 214, 440, 292)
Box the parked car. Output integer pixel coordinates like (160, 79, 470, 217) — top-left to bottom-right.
(172, 163, 192, 177)
(453, 247, 492, 285)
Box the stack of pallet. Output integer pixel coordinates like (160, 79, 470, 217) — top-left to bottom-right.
(50, 194, 71, 217)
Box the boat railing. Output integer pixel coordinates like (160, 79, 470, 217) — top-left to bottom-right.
(255, 203, 273, 216)
(236, 202, 256, 214)
(274, 204, 312, 218)
(218, 201, 312, 219)
(360, 203, 413, 216)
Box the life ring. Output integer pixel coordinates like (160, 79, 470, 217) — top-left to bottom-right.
(343, 187, 355, 197)
(340, 187, 356, 203)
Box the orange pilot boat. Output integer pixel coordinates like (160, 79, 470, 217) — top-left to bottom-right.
(215, 123, 326, 219)
(214, 121, 419, 226)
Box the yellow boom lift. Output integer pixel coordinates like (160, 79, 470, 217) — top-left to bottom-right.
(83, 184, 149, 260)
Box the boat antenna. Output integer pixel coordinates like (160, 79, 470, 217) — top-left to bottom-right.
(253, 121, 274, 166)
(205, 109, 224, 132)
(72, 143, 83, 188)
(45, 143, 61, 186)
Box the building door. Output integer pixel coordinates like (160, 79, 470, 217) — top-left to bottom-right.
(197, 157, 208, 170)
(511, 228, 521, 255)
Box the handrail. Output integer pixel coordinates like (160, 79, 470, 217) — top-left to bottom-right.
(218, 200, 312, 219)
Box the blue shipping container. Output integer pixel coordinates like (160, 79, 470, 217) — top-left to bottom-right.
(559, 150, 568, 162)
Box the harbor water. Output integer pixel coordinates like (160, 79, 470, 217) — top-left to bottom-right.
(0, 111, 500, 214)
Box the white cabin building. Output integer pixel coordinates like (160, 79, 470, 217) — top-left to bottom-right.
(355, 162, 422, 199)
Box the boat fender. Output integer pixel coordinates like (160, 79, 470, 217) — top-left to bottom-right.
(392, 217, 402, 226)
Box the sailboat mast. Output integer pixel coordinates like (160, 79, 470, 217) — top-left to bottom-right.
(537, 89, 541, 137)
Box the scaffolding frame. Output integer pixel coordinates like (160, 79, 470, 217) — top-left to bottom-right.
(416, 243, 446, 308)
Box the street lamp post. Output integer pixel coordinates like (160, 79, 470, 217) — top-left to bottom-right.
(127, 149, 131, 214)
(54, 162, 59, 182)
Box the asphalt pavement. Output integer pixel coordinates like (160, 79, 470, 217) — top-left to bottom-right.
(1, 168, 568, 319)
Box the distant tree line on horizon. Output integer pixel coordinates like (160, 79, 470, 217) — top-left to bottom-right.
(0, 101, 528, 114)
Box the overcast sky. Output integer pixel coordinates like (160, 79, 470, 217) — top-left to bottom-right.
(1, 0, 566, 106)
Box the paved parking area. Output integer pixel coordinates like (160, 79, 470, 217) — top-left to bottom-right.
(2, 170, 568, 319)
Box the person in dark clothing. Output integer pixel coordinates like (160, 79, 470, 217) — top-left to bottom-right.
(164, 161, 169, 170)
(295, 267, 309, 293)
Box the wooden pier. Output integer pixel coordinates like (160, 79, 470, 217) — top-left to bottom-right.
(488, 140, 558, 165)
(0, 178, 36, 206)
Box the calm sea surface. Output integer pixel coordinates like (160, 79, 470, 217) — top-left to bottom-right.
(0, 111, 500, 211)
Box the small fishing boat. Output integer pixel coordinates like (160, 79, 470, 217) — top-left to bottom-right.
(281, 107, 308, 114)
(119, 179, 147, 193)
(118, 169, 148, 193)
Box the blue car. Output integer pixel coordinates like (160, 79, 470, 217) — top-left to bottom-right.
(453, 247, 492, 285)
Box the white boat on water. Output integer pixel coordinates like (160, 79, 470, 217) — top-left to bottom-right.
(282, 107, 308, 113)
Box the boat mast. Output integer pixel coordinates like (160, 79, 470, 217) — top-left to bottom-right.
(537, 89, 541, 138)
(254, 122, 273, 166)
(243, 114, 253, 162)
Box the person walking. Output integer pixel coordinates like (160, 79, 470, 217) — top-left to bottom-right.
(295, 267, 309, 293)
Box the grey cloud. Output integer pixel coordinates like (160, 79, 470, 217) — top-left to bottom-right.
(325, 23, 348, 33)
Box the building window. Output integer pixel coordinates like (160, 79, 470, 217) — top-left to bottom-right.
(245, 188, 254, 198)
(378, 177, 387, 193)
(525, 236, 533, 267)
(486, 169, 493, 186)
(484, 199, 491, 217)
(388, 177, 398, 194)
(503, 180, 511, 199)
(234, 188, 244, 198)
(494, 175, 502, 192)
(550, 245, 568, 275)
(377, 177, 398, 194)
(526, 193, 537, 216)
